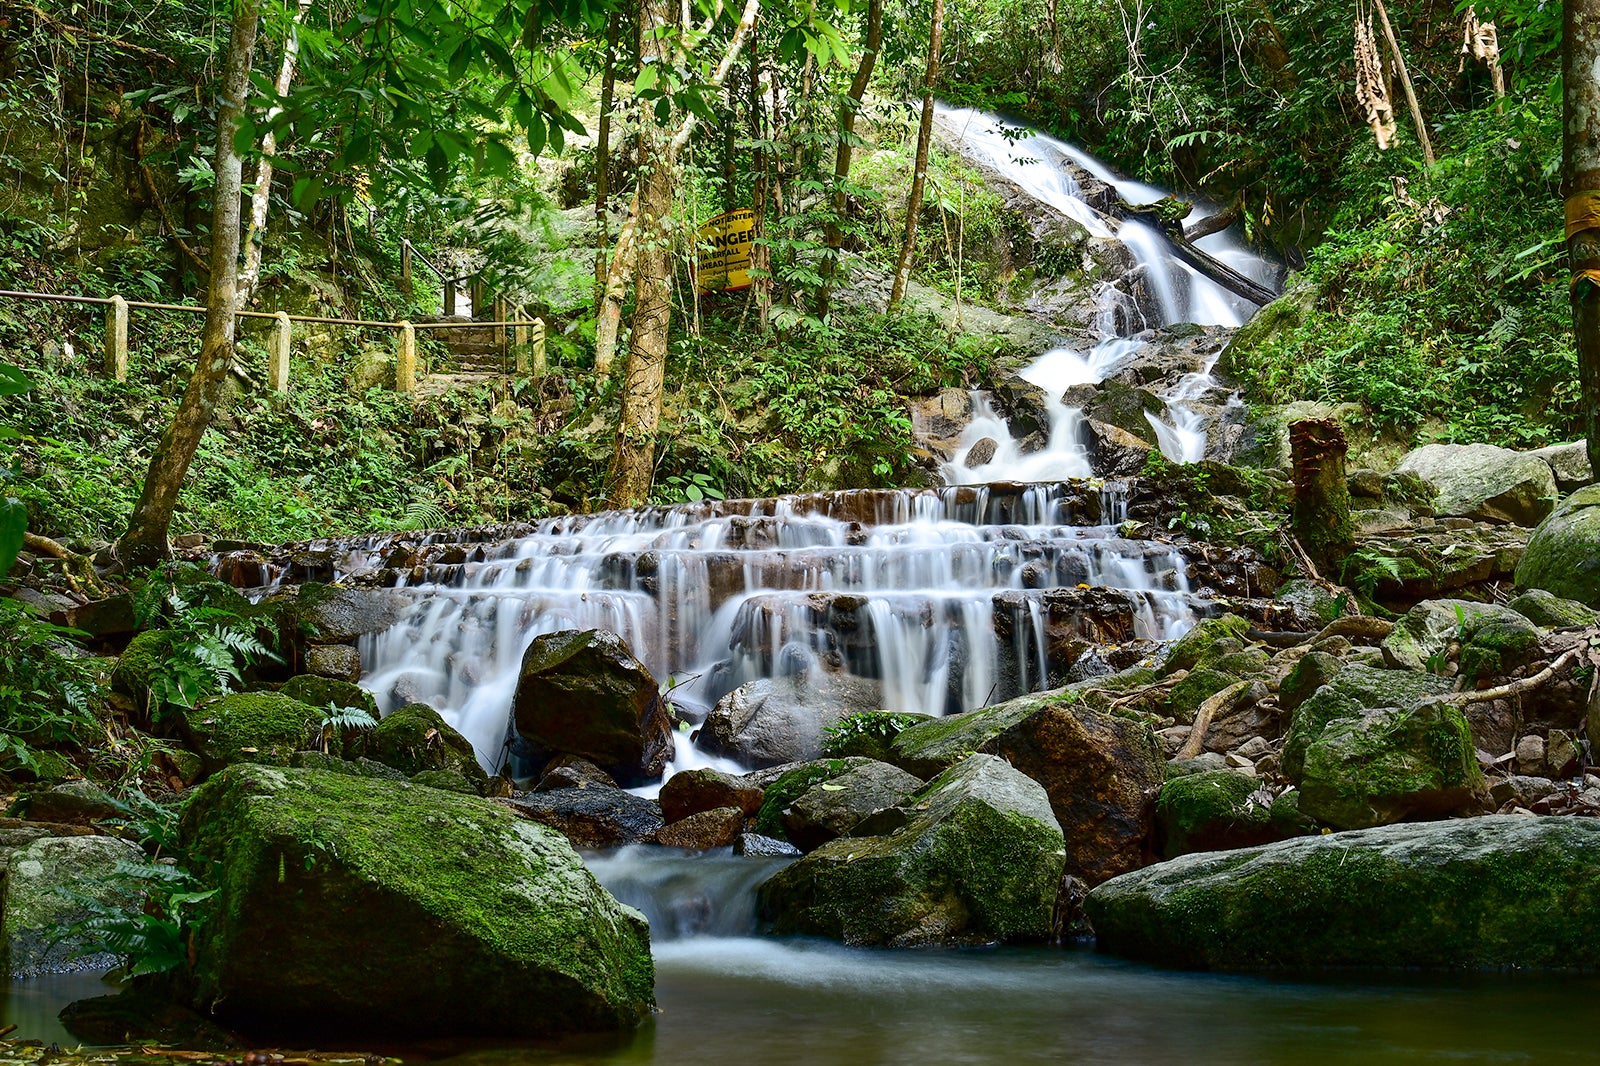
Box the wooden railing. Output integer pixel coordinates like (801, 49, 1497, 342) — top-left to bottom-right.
(0, 289, 546, 394)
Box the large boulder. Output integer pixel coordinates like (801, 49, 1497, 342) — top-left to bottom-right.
(781, 760, 924, 851)
(889, 689, 1164, 884)
(3, 835, 142, 978)
(1296, 701, 1485, 829)
(278, 675, 378, 717)
(178, 692, 325, 775)
(1393, 443, 1557, 526)
(756, 754, 1064, 946)
(502, 786, 666, 849)
(1281, 664, 1454, 781)
(696, 671, 882, 769)
(1526, 440, 1593, 491)
(512, 629, 674, 786)
(1085, 816, 1600, 970)
(1515, 485, 1600, 608)
(1155, 771, 1307, 858)
(365, 703, 489, 786)
(658, 768, 765, 824)
(289, 583, 407, 643)
(1380, 599, 1539, 674)
(179, 765, 653, 1038)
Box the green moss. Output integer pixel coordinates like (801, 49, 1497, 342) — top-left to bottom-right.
(889, 691, 1076, 778)
(279, 676, 378, 717)
(1282, 664, 1454, 781)
(1161, 616, 1251, 677)
(1459, 618, 1542, 682)
(1165, 670, 1241, 726)
(364, 703, 487, 783)
(410, 769, 482, 795)
(821, 711, 935, 761)
(178, 765, 654, 1036)
(110, 630, 177, 712)
(753, 759, 854, 839)
(1155, 769, 1283, 858)
(179, 692, 325, 774)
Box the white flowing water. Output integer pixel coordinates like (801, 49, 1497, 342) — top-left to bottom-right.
(357, 108, 1278, 777)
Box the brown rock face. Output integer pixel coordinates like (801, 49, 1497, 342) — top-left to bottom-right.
(512, 629, 674, 786)
(982, 705, 1165, 885)
(655, 807, 745, 850)
(659, 768, 765, 824)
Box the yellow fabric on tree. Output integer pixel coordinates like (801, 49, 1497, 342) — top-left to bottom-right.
(1567, 192, 1600, 240)
(1574, 269, 1600, 298)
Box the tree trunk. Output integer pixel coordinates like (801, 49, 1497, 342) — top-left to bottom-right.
(237, 0, 310, 309)
(1567, 0, 1600, 477)
(814, 0, 884, 318)
(1372, 0, 1436, 166)
(1289, 418, 1353, 574)
(594, 11, 621, 306)
(594, 199, 638, 377)
(607, 0, 679, 509)
(889, 0, 943, 311)
(749, 35, 771, 330)
(119, 0, 262, 571)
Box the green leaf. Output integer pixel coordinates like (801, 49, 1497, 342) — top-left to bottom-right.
(634, 64, 659, 94)
(0, 364, 32, 397)
(0, 497, 28, 583)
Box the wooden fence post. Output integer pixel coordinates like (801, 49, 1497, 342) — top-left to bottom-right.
(443, 278, 457, 318)
(532, 316, 546, 377)
(396, 321, 416, 393)
(400, 239, 413, 292)
(494, 293, 507, 367)
(514, 308, 529, 374)
(268, 311, 292, 392)
(105, 295, 128, 381)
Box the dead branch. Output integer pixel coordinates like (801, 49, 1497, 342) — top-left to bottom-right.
(1176, 679, 1255, 760)
(1422, 647, 1585, 707)
(1310, 615, 1394, 645)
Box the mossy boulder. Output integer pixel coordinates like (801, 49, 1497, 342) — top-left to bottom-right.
(1160, 615, 1251, 676)
(1279, 651, 1344, 714)
(179, 764, 654, 1038)
(3, 835, 142, 978)
(782, 760, 924, 851)
(1085, 816, 1600, 970)
(820, 711, 937, 761)
(1506, 589, 1600, 629)
(178, 692, 325, 774)
(889, 689, 1163, 884)
(278, 675, 378, 716)
(1393, 444, 1557, 526)
(512, 629, 674, 786)
(1281, 664, 1454, 781)
(756, 754, 1065, 946)
(110, 629, 177, 713)
(365, 703, 488, 787)
(1165, 669, 1241, 725)
(1514, 485, 1600, 608)
(1380, 599, 1538, 673)
(409, 769, 481, 795)
(289, 583, 406, 644)
(289, 749, 406, 782)
(1155, 770, 1303, 858)
(753, 758, 877, 839)
(1458, 617, 1543, 683)
(1297, 701, 1485, 830)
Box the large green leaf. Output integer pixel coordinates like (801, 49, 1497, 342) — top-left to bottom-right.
(0, 497, 26, 582)
(0, 364, 31, 397)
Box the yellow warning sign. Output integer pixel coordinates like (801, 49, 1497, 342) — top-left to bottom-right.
(695, 209, 755, 293)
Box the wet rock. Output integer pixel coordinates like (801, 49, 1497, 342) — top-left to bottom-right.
(1160, 615, 1251, 676)
(1156, 771, 1305, 858)
(503, 785, 666, 849)
(736, 833, 802, 858)
(305, 643, 362, 682)
(3, 835, 142, 978)
(1282, 664, 1455, 780)
(783, 761, 924, 851)
(1394, 443, 1558, 526)
(279, 675, 378, 716)
(535, 756, 620, 793)
(697, 671, 882, 769)
(1084, 419, 1153, 477)
(1526, 440, 1593, 491)
(59, 990, 244, 1049)
(179, 692, 326, 775)
(1085, 816, 1600, 970)
(512, 629, 674, 786)
(1279, 651, 1344, 714)
(181, 765, 654, 1037)
(1297, 700, 1484, 830)
(889, 689, 1164, 884)
(656, 807, 745, 850)
(1380, 599, 1537, 673)
(13, 781, 120, 826)
(289, 582, 407, 643)
(757, 754, 1065, 946)
(989, 376, 1055, 440)
(1063, 380, 1165, 446)
(659, 768, 765, 824)
(1515, 485, 1600, 608)
(964, 437, 999, 469)
(1506, 589, 1600, 629)
(364, 703, 488, 788)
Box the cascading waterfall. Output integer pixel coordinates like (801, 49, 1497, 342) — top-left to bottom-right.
(356, 106, 1277, 781)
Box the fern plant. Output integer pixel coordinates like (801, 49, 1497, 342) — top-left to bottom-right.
(133, 564, 280, 716)
(57, 859, 215, 978)
(312, 702, 379, 753)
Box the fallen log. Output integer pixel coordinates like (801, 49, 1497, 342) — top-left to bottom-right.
(1118, 196, 1277, 306)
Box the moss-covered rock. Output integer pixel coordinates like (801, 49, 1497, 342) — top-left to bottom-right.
(110, 629, 177, 713)
(1507, 588, 1600, 629)
(820, 711, 937, 761)
(1297, 701, 1484, 829)
(3, 835, 142, 978)
(179, 692, 325, 774)
(289, 582, 406, 644)
(1155, 770, 1300, 858)
(1278, 651, 1343, 714)
(1459, 617, 1543, 682)
(783, 760, 924, 851)
(1165, 669, 1241, 725)
(365, 703, 488, 786)
(1282, 664, 1455, 780)
(1085, 816, 1600, 970)
(279, 675, 376, 716)
(1515, 485, 1600, 608)
(409, 769, 481, 795)
(756, 754, 1065, 946)
(1380, 599, 1538, 673)
(179, 764, 654, 1038)
(1160, 615, 1251, 676)
(288, 749, 406, 782)
(753, 758, 875, 839)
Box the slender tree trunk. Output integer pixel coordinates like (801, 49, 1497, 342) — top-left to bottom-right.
(1372, 0, 1435, 166)
(594, 198, 638, 377)
(749, 35, 771, 330)
(1568, 0, 1600, 475)
(607, 0, 679, 508)
(594, 11, 621, 306)
(237, 0, 309, 309)
(889, 0, 943, 311)
(814, 0, 884, 317)
(119, 0, 262, 570)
